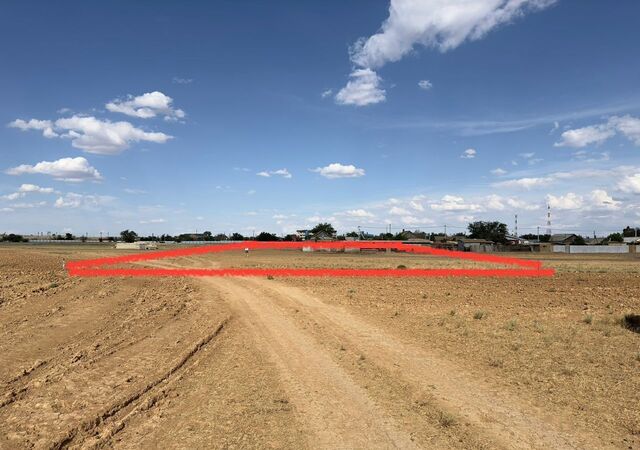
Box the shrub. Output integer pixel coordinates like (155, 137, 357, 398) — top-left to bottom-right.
(583, 314, 593, 325)
(437, 411, 456, 428)
(473, 310, 486, 320)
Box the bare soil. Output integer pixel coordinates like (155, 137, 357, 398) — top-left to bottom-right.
(1, 245, 638, 449)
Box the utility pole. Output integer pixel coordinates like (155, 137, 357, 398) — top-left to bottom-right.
(444, 224, 447, 237)
(537, 226, 540, 242)
(514, 214, 518, 238)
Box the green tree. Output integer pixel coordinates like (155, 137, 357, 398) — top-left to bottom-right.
(230, 232, 244, 241)
(345, 231, 359, 238)
(311, 223, 336, 235)
(65, 232, 74, 241)
(202, 231, 213, 241)
(573, 235, 586, 245)
(467, 221, 508, 244)
(120, 229, 137, 243)
(608, 232, 624, 243)
(256, 232, 279, 241)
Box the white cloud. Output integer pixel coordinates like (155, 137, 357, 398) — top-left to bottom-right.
(2, 192, 23, 201)
(54, 192, 114, 209)
(486, 194, 505, 210)
(321, 89, 333, 98)
(10, 115, 173, 155)
(6, 157, 102, 182)
(106, 91, 185, 121)
(348, 0, 555, 69)
(2, 184, 56, 200)
(430, 195, 480, 211)
(555, 115, 640, 148)
(8, 119, 58, 138)
(139, 218, 166, 224)
(589, 189, 620, 210)
(341, 209, 375, 218)
(312, 163, 365, 179)
(506, 197, 540, 211)
(257, 168, 292, 178)
(418, 79, 433, 90)
(610, 115, 640, 145)
(493, 176, 552, 189)
(460, 148, 476, 159)
(618, 173, 640, 194)
(546, 192, 583, 210)
(554, 123, 615, 148)
(389, 206, 411, 216)
(491, 167, 507, 175)
(335, 69, 386, 106)
(18, 183, 55, 194)
(10, 201, 47, 209)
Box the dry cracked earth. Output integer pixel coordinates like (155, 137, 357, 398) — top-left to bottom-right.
(1, 245, 639, 449)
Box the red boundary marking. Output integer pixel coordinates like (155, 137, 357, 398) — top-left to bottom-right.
(66, 241, 554, 278)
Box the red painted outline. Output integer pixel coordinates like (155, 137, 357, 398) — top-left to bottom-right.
(66, 241, 554, 278)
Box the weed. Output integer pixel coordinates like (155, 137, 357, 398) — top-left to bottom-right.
(437, 411, 456, 428)
(266, 275, 274, 280)
(449, 310, 456, 316)
(533, 321, 545, 333)
(635, 352, 640, 363)
(488, 357, 504, 368)
(49, 282, 59, 289)
(397, 264, 407, 270)
(421, 293, 427, 299)
(560, 366, 576, 376)
(473, 310, 486, 320)
(505, 319, 518, 331)
(583, 314, 593, 325)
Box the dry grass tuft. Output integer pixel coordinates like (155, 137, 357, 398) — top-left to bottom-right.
(473, 310, 487, 320)
(436, 411, 457, 428)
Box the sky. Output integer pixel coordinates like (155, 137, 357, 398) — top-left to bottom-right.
(2, 0, 640, 238)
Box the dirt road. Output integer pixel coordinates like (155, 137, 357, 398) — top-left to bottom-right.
(199, 276, 608, 450)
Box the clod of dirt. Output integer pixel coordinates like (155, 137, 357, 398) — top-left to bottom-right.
(621, 314, 640, 333)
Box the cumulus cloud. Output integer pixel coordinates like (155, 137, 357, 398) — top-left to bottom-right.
(257, 168, 292, 178)
(349, 0, 555, 70)
(460, 148, 476, 159)
(341, 209, 375, 218)
(589, 189, 620, 210)
(618, 173, 640, 194)
(335, 69, 386, 106)
(546, 192, 583, 210)
(106, 91, 185, 121)
(18, 183, 55, 194)
(54, 192, 114, 209)
(389, 206, 411, 216)
(8, 119, 58, 138)
(493, 176, 552, 189)
(336, 0, 553, 106)
(418, 79, 433, 90)
(430, 195, 480, 211)
(555, 115, 640, 148)
(9, 115, 172, 155)
(6, 157, 103, 182)
(312, 163, 365, 179)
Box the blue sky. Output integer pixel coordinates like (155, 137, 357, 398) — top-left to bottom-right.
(2, 0, 640, 237)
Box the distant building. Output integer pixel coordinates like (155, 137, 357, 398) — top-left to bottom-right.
(586, 237, 608, 246)
(310, 230, 336, 241)
(549, 234, 578, 245)
(296, 229, 310, 241)
(457, 237, 495, 253)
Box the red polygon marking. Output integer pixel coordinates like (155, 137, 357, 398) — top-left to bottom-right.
(66, 241, 554, 278)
